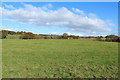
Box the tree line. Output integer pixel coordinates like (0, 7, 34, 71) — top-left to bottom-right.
(0, 30, 120, 42)
(0, 30, 79, 39)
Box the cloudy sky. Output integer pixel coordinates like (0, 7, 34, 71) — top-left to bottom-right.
(0, 2, 118, 36)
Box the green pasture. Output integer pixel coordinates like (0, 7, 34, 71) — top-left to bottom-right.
(2, 39, 118, 78)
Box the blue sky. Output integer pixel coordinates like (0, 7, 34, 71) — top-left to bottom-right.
(1, 0, 119, 2)
(0, 2, 118, 36)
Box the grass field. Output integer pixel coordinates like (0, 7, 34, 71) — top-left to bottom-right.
(2, 39, 118, 78)
(6, 35, 20, 39)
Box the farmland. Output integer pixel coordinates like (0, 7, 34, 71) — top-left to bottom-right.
(2, 39, 118, 78)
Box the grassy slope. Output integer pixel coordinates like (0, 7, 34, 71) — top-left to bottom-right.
(6, 35, 20, 39)
(2, 39, 118, 78)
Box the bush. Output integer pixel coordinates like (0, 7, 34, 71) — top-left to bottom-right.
(72, 36, 79, 39)
(116, 37, 120, 42)
(20, 32, 37, 39)
(105, 35, 119, 42)
(0, 30, 8, 39)
(63, 33, 68, 39)
(96, 36, 103, 41)
(44, 36, 51, 39)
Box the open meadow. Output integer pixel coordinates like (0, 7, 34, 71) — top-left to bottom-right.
(2, 39, 118, 78)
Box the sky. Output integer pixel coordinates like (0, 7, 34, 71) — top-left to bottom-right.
(1, 0, 119, 2)
(0, 2, 118, 36)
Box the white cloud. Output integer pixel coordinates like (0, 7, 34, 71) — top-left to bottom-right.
(50, 32, 60, 35)
(0, 26, 3, 30)
(46, 4, 53, 8)
(4, 4, 16, 9)
(88, 13, 98, 19)
(1, 3, 114, 33)
(72, 8, 84, 15)
(50, 32, 83, 36)
(67, 33, 83, 36)
(92, 31, 96, 34)
(0, 25, 14, 31)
